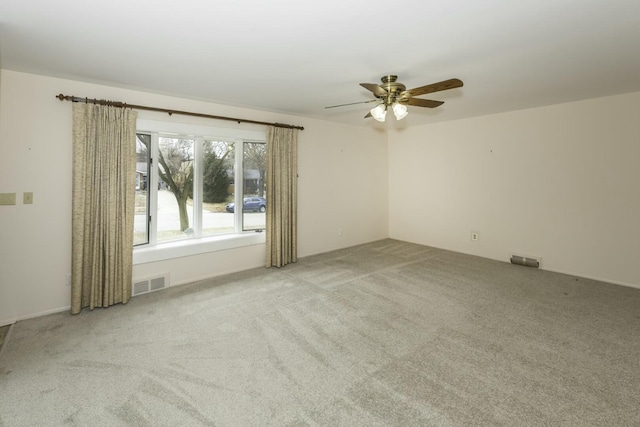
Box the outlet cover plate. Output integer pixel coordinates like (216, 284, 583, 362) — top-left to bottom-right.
(0, 193, 17, 205)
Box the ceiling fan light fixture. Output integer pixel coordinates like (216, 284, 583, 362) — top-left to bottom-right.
(392, 102, 408, 120)
(370, 104, 387, 122)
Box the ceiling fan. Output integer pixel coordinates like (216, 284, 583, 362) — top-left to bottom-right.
(325, 75, 463, 121)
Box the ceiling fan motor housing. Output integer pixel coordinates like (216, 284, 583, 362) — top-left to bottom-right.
(379, 75, 407, 104)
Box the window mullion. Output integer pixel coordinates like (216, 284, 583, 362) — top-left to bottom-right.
(234, 139, 243, 233)
(149, 132, 159, 246)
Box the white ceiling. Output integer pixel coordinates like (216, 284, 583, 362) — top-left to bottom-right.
(1, 0, 639, 128)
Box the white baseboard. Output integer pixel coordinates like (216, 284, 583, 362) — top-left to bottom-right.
(0, 318, 16, 327)
(541, 267, 640, 290)
(14, 306, 70, 323)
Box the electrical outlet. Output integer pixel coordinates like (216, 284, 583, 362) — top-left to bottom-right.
(23, 192, 33, 204)
(338, 228, 343, 236)
(66, 273, 71, 287)
(471, 232, 479, 241)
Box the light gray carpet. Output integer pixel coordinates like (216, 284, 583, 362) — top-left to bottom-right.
(1, 239, 639, 426)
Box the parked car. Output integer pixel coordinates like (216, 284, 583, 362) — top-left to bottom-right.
(226, 197, 266, 213)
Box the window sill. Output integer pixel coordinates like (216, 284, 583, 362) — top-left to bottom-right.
(133, 232, 266, 265)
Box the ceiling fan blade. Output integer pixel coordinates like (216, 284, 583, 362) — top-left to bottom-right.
(407, 78, 463, 97)
(360, 83, 388, 97)
(364, 112, 372, 119)
(405, 98, 444, 108)
(325, 99, 379, 109)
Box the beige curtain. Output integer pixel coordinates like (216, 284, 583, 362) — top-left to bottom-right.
(265, 126, 298, 267)
(71, 103, 138, 314)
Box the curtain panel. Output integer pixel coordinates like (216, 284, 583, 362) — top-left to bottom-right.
(71, 103, 138, 314)
(265, 126, 298, 267)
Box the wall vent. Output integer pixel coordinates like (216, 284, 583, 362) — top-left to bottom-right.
(510, 254, 541, 268)
(132, 273, 169, 296)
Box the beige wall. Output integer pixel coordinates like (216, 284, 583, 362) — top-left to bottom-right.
(2, 68, 637, 325)
(389, 92, 640, 287)
(0, 70, 388, 324)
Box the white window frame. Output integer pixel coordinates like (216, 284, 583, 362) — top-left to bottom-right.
(133, 119, 266, 265)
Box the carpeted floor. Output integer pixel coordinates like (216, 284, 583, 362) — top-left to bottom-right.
(1, 239, 639, 426)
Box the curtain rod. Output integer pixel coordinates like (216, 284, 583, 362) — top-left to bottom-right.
(55, 94, 304, 131)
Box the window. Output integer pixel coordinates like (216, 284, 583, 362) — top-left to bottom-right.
(156, 135, 195, 243)
(242, 141, 267, 232)
(202, 139, 235, 236)
(134, 135, 150, 245)
(133, 121, 266, 257)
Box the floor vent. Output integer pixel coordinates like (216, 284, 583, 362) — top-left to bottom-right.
(132, 273, 169, 296)
(510, 255, 541, 268)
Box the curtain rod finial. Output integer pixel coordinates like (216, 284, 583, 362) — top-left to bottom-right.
(56, 94, 66, 101)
